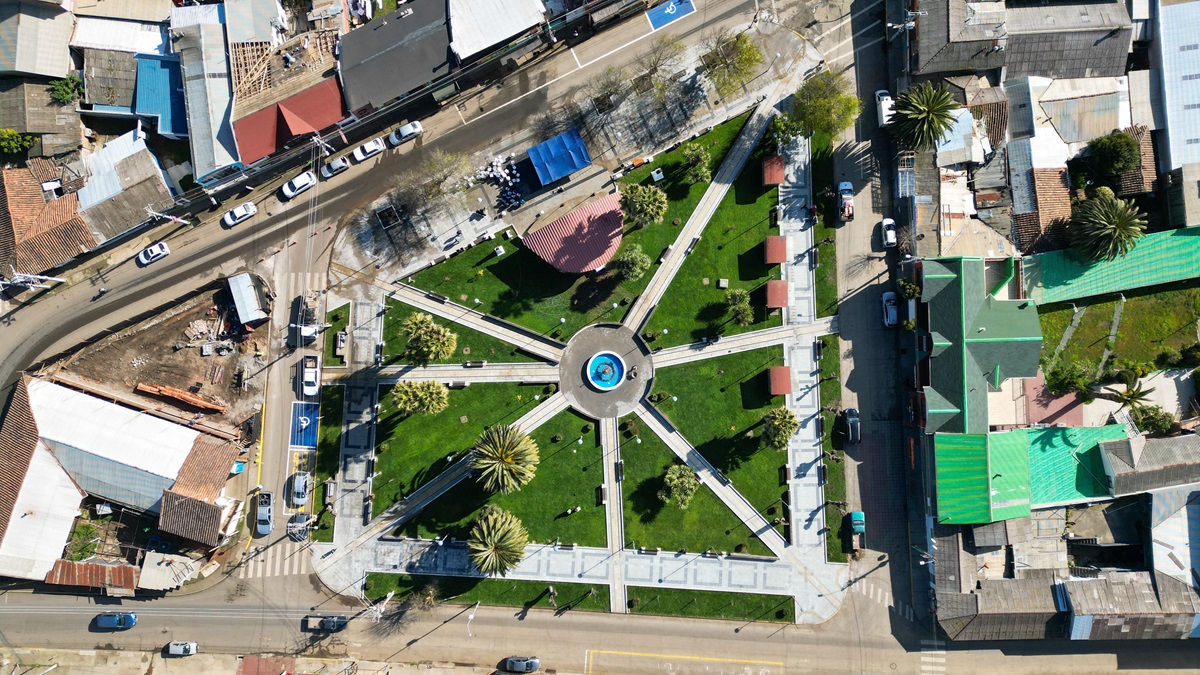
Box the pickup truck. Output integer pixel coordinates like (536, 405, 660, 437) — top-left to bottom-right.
(838, 182, 855, 222)
(288, 292, 319, 348)
(850, 511, 866, 559)
(300, 355, 319, 397)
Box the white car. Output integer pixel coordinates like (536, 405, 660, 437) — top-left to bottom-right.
(352, 138, 386, 162)
(388, 121, 423, 146)
(320, 157, 349, 179)
(291, 471, 311, 506)
(280, 171, 316, 200)
(221, 202, 257, 227)
(881, 291, 899, 327)
(166, 641, 198, 657)
(255, 491, 274, 536)
(882, 218, 897, 248)
(301, 355, 319, 397)
(137, 242, 171, 265)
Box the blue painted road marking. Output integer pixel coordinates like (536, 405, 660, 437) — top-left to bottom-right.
(647, 0, 696, 30)
(290, 401, 319, 448)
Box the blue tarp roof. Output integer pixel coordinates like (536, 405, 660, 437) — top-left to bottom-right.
(527, 129, 591, 186)
(135, 54, 188, 138)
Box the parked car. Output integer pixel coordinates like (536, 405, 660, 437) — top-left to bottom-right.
(881, 218, 897, 248)
(875, 90, 895, 127)
(95, 612, 137, 630)
(881, 291, 898, 327)
(166, 641, 198, 656)
(503, 656, 541, 673)
(317, 616, 348, 632)
(320, 157, 349, 179)
(222, 202, 257, 227)
(300, 355, 319, 397)
(292, 471, 311, 506)
(352, 137, 386, 162)
(842, 408, 861, 445)
(388, 121, 423, 146)
(281, 171, 316, 200)
(838, 181, 854, 221)
(256, 491, 274, 536)
(137, 242, 171, 266)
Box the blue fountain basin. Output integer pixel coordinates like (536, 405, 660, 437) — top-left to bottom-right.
(586, 352, 626, 391)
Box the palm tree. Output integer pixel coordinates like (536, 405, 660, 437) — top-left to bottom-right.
(890, 82, 960, 152)
(1101, 371, 1155, 409)
(1069, 192, 1148, 262)
(471, 424, 540, 494)
(468, 506, 529, 577)
(401, 312, 458, 365)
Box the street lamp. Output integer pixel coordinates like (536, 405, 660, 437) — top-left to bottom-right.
(467, 600, 480, 637)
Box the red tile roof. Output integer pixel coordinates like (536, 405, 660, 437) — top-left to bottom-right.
(766, 280, 789, 308)
(158, 435, 238, 547)
(524, 192, 624, 273)
(45, 559, 138, 596)
(762, 155, 784, 186)
(1016, 168, 1071, 254)
(0, 162, 95, 274)
(765, 235, 787, 264)
(233, 78, 347, 165)
(1116, 125, 1158, 197)
(0, 378, 39, 547)
(768, 366, 792, 395)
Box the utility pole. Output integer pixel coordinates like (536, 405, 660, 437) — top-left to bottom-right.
(0, 266, 65, 291)
(312, 135, 335, 157)
(145, 206, 189, 225)
(466, 600, 480, 637)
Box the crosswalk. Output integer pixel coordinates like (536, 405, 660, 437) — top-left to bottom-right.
(920, 638, 945, 674)
(234, 540, 313, 580)
(848, 579, 917, 622)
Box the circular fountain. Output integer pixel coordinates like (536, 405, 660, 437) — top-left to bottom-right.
(585, 351, 626, 391)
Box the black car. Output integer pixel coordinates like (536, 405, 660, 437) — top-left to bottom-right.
(842, 408, 861, 445)
(307, 615, 348, 632)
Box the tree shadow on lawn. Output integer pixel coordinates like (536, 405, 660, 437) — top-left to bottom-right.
(486, 248, 577, 312)
(571, 273, 621, 313)
(737, 246, 772, 282)
(628, 472, 669, 525)
(630, 172, 691, 204)
(397, 480, 488, 540)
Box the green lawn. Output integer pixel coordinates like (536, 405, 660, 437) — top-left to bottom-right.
(626, 587, 794, 622)
(409, 114, 750, 339)
(1038, 304, 1074, 361)
(312, 385, 344, 543)
(324, 306, 350, 367)
(381, 298, 538, 364)
(817, 338, 846, 562)
(372, 382, 540, 515)
(1039, 300, 1117, 368)
(621, 421, 772, 556)
(644, 138, 783, 347)
(810, 132, 839, 317)
(363, 573, 608, 612)
(395, 409, 607, 547)
(652, 347, 788, 534)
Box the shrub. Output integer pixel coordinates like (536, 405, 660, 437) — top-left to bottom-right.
(49, 75, 83, 105)
(1045, 361, 1093, 396)
(1181, 342, 1200, 368)
(1130, 405, 1176, 436)
(0, 128, 35, 154)
(1156, 348, 1183, 369)
(1087, 131, 1140, 176)
(897, 278, 920, 299)
(900, 319, 917, 332)
(614, 244, 652, 281)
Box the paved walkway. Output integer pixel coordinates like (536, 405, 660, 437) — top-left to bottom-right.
(370, 362, 561, 385)
(652, 318, 837, 367)
(599, 416, 627, 613)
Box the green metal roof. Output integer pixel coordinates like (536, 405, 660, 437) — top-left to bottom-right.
(934, 430, 1032, 524)
(1027, 425, 1126, 506)
(1024, 226, 1200, 305)
(921, 258, 1044, 435)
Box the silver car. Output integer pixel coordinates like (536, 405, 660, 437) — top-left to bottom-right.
(388, 121, 423, 146)
(166, 641, 198, 656)
(319, 157, 349, 179)
(221, 202, 257, 227)
(504, 656, 541, 673)
(352, 138, 386, 162)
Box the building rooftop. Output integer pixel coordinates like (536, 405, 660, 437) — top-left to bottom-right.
(524, 191, 623, 273)
(172, 21, 239, 180)
(0, 442, 83, 581)
(1150, 487, 1200, 588)
(1115, 126, 1158, 196)
(70, 16, 168, 55)
(158, 435, 238, 547)
(448, 0, 546, 61)
(935, 430, 1031, 524)
(1101, 432, 1200, 496)
(74, 128, 173, 241)
(81, 49, 138, 111)
(0, 78, 81, 156)
(134, 54, 188, 138)
(0, 2, 73, 78)
(1156, 0, 1200, 170)
(0, 159, 95, 274)
(44, 559, 138, 595)
(225, 0, 286, 46)
(71, 0, 173, 22)
(231, 30, 340, 121)
(935, 108, 988, 167)
(1027, 425, 1126, 506)
(338, 0, 452, 112)
(232, 77, 345, 165)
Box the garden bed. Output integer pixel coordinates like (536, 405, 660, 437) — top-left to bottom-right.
(363, 573, 608, 611)
(323, 306, 350, 367)
(381, 298, 538, 364)
(817, 337, 846, 562)
(312, 385, 344, 543)
(810, 132, 839, 318)
(626, 586, 794, 622)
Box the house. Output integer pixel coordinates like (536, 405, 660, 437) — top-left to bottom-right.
(72, 127, 174, 243)
(1098, 432, 1200, 497)
(1154, 0, 1200, 226)
(70, 16, 170, 118)
(447, 0, 547, 63)
(912, 0, 1132, 79)
(225, 0, 288, 48)
(0, 158, 95, 275)
(134, 54, 188, 139)
(1063, 571, 1200, 640)
(937, 576, 1066, 640)
(232, 78, 347, 166)
(0, 2, 74, 78)
(71, 0, 173, 23)
(0, 78, 81, 156)
(338, 0, 452, 112)
(171, 6, 239, 181)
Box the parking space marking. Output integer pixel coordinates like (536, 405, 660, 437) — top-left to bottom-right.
(585, 649, 784, 674)
(646, 0, 696, 31)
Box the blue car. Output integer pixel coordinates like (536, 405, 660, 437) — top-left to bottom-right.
(95, 612, 137, 630)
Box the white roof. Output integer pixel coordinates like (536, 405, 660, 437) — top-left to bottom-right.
(26, 379, 197, 480)
(1150, 487, 1200, 587)
(1158, 0, 1200, 170)
(228, 273, 268, 323)
(935, 108, 990, 167)
(448, 0, 546, 60)
(71, 16, 168, 54)
(170, 4, 224, 28)
(0, 443, 84, 581)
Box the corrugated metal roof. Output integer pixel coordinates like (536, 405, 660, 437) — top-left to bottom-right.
(448, 0, 545, 60)
(1026, 425, 1125, 506)
(225, 0, 286, 46)
(76, 129, 149, 210)
(72, 0, 173, 23)
(172, 22, 239, 179)
(81, 49, 138, 110)
(1149, 487, 1199, 587)
(71, 16, 168, 54)
(0, 442, 84, 581)
(170, 4, 225, 27)
(0, 2, 74, 78)
(935, 107, 987, 166)
(1157, 0, 1200, 169)
(935, 433, 994, 523)
(229, 272, 268, 323)
(524, 192, 623, 273)
(1040, 93, 1127, 145)
(135, 54, 188, 137)
(45, 559, 139, 595)
(1128, 69, 1164, 131)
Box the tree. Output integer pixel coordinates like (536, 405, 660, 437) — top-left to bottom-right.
(614, 244, 651, 281)
(657, 464, 700, 509)
(725, 288, 750, 307)
(1130, 405, 1176, 435)
(400, 312, 458, 365)
(791, 70, 860, 139)
(1087, 131, 1140, 176)
(588, 66, 628, 112)
(634, 34, 685, 106)
(0, 129, 35, 155)
(620, 184, 668, 228)
(680, 142, 712, 184)
(1045, 361, 1093, 396)
(392, 380, 448, 416)
(471, 424, 540, 495)
(890, 82, 960, 152)
(702, 29, 764, 99)
(762, 406, 799, 450)
(468, 505, 529, 577)
(1069, 192, 1147, 262)
(49, 75, 83, 105)
(391, 150, 471, 212)
(729, 302, 754, 326)
(766, 113, 803, 153)
(1100, 370, 1155, 409)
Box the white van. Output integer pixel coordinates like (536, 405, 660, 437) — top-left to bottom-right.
(876, 90, 895, 128)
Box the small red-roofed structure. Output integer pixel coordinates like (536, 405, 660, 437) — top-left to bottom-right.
(524, 192, 624, 273)
(768, 366, 792, 395)
(766, 280, 789, 308)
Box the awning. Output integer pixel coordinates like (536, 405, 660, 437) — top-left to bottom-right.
(527, 129, 592, 187)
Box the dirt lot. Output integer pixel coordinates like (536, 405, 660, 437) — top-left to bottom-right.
(58, 287, 267, 426)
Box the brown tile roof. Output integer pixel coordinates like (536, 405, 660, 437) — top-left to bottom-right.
(765, 235, 787, 264)
(1116, 125, 1158, 197)
(768, 366, 792, 395)
(0, 378, 40, 546)
(766, 280, 789, 308)
(973, 101, 1009, 151)
(44, 559, 138, 595)
(1015, 168, 1073, 254)
(157, 435, 238, 546)
(762, 155, 784, 186)
(1013, 212, 1043, 253)
(0, 162, 95, 273)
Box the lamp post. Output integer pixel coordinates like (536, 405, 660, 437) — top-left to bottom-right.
(467, 600, 480, 637)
